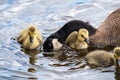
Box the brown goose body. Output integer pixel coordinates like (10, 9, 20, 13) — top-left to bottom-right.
(90, 8, 120, 47)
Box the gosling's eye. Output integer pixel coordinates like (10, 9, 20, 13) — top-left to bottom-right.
(81, 35, 84, 38)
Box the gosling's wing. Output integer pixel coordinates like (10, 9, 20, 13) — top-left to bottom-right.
(17, 29, 28, 44)
(36, 30, 43, 45)
(37, 30, 43, 41)
(65, 31, 78, 45)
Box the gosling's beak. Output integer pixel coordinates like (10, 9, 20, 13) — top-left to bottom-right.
(84, 38, 89, 44)
(30, 36, 34, 43)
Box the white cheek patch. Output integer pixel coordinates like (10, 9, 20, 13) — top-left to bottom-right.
(52, 39, 63, 50)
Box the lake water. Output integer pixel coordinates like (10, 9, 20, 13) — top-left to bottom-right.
(0, 0, 120, 80)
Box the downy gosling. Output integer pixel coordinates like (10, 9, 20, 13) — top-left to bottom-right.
(17, 25, 42, 50)
(85, 47, 120, 67)
(65, 28, 89, 50)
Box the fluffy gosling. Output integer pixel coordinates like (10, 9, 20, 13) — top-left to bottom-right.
(85, 47, 120, 67)
(114, 47, 120, 65)
(65, 28, 89, 50)
(17, 25, 42, 50)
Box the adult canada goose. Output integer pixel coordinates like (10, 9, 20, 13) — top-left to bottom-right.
(85, 47, 120, 67)
(17, 25, 42, 50)
(65, 28, 89, 50)
(43, 8, 120, 52)
(43, 20, 96, 52)
(90, 8, 120, 47)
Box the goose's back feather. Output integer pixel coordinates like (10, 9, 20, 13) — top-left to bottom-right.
(90, 8, 120, 46)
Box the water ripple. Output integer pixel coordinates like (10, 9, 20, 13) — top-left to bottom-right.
(0, 0, 120, 80)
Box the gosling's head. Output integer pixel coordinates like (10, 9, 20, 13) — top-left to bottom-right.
(28, 25, 37, 43)
(78, 28, 89, 44)
(114, 47, 120, 60)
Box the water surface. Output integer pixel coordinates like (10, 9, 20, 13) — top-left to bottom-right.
(0, 0, 120, 80)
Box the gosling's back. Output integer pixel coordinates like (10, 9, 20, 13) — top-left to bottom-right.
(85, 50, 115, 67)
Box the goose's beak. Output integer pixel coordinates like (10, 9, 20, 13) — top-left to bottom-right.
(30, 36, 34, 43)
(85, 38, 89, 44)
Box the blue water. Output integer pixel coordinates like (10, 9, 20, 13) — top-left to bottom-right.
(0, 0, 120, 80)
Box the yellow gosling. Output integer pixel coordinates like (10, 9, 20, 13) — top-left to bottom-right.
(114, 47, 120, 66)
(114, 47, 120, 60)
(65, 28, 89, 50)
(85, 47, 120, 67)
(17, 25, 42, 50)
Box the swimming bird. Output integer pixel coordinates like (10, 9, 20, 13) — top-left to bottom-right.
(114, 47, 120, 65)
(65, 28, 89, 50)
(85, 47, 120, 67)
(17, 25, 42, 50)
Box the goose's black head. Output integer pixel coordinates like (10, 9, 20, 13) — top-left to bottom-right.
(43, 37, 53, 52)
(43, 34, 63, 52)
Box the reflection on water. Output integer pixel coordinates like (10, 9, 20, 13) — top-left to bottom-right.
(22, 49, 41, 73)
(115, 64, 120, 80)
(0, 0, 120, 80)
